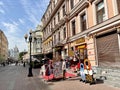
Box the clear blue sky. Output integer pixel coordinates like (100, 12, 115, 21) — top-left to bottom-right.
(0, 0, 49, 52)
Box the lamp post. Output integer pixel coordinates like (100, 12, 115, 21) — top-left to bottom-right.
(24, 30, 33, 77)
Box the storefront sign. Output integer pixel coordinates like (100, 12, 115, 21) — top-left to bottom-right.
(68, 50, 74, 56)
(76, 37, 85, 44)
(77, 45, 86, 49)
(55, 47, 61, 51)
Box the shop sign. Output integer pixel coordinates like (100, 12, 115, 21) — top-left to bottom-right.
(77, 45, 86, 49)
(76, 37, 85, 44)
(68, 50, 74, 56)
(55, 47, 61, 51)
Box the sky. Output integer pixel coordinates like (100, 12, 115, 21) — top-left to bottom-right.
(0, 0, 50, 52)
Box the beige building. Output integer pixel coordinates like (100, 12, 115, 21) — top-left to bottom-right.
(0, 30, 8, 62)
(41, 0, 120, 68)
(26, 25, 43, 60)
(31, 25, 42, 55)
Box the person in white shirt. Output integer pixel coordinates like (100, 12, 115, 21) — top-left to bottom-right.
(62, 59, 66, 80)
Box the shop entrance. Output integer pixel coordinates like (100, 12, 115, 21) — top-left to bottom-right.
(77, 44, 87, 63)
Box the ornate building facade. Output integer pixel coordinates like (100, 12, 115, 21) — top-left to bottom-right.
(41, 0, 120, 68)
(0, 30, 8, 62)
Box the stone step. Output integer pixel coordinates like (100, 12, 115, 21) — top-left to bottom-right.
(104, 80, 120, 88)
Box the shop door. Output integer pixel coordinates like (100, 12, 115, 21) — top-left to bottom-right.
(96, 32, 119, 67)
(78, 45, 87, 63)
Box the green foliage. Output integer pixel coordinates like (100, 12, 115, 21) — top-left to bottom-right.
(0, 55, 4, 63)
(19, 51, 27, 60)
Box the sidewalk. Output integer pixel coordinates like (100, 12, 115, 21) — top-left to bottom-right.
(45, 77, 120, 90)
(40, 69, 77, 81)
(38, 68, 120, 90)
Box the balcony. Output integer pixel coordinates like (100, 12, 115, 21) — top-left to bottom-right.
(53, 40, 64, 48)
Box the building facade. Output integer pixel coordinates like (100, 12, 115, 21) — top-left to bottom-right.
(8, 46, 19, 61)
(27, 25, 43, 60)
(41, 0, 120, 68)
(0, 30, 8, 62)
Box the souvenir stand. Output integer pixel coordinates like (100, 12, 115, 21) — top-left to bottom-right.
(84, 59, 95, 85)
(53, 61, 63, 79)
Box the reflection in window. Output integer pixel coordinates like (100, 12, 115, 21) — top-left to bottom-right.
(96, 0, 105, 24)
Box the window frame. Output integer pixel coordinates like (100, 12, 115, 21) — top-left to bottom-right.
(63, 27, 66, 39)
(80, 13, 87, 31)
(70, 0, 74, 10)
(62, 4, 66, 17)
(96, 0, 105, 24)
(92, 0, 108, 25)
(71, 19, 76, 36)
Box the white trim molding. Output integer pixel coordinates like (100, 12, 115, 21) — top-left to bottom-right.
(112, 0, 119, 16)
(92, 0, 108, 25)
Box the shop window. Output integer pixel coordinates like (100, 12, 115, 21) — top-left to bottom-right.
(80, 13, 87, 31)
(96, 0, 105, 24)
(64, 49, 67, 55)
(71, 47, 74, 51)
(71, 20, 76, 36)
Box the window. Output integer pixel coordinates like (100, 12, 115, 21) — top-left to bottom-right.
(63, 27, 66, 39)
(96, 0, 105, 24)
(55, 0, 57, 4)
(54, 17, 56, 26)
(62, 5, 66, 16)
(58, 32, 60, 41)
(54, 35, 56, 44)
(80, 13, 87, 31)
(64, 49, 67, 55)
(70, 0, 74, 9)
(58, 12, 60, 22)
(51, 22, 53, 29)
(117, 0, 120, 13)
(71, 20, 76, 36)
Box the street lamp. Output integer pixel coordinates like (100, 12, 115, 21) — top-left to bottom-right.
(24, 30, 33, 77)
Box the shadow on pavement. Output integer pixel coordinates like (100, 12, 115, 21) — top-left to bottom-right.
(95, 78, 104, 84)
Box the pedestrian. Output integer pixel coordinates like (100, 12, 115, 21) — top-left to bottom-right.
(62, 59, 66, 80)
(23, 62, 25, 67)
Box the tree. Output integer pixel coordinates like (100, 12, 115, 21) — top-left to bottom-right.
(0, 55, 4, 63)
(19, 51, 27, 61)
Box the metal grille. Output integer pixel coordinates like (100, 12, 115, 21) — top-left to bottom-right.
(96, 33, 119, 67)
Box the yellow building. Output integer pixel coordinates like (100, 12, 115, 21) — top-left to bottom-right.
(0, 30, 8, 62)
(41, 0, 120, 67)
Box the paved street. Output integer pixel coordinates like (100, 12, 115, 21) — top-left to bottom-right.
(0, 64, 120, 90)
(48, 78, 120, 90)
(0, 64, 51, 90)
